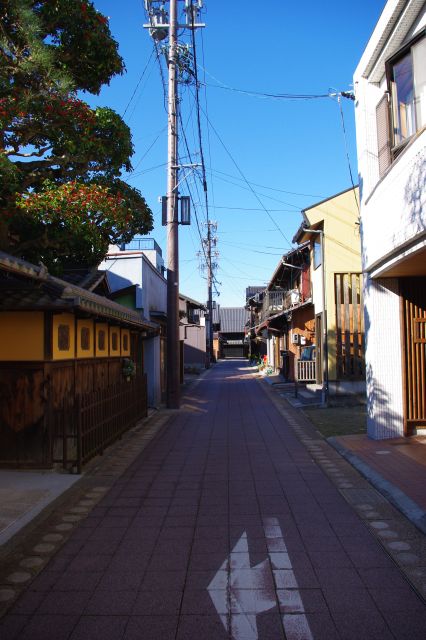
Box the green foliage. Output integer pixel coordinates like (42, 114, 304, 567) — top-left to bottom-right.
(0, 0, 153, 268)
(13, 180, 152, 273)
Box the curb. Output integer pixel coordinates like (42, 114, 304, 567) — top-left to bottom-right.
(328, 436, 426, 536)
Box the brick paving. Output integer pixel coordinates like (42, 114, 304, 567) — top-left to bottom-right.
(332, 433, 426, 512)
(1, 360, 426, 639)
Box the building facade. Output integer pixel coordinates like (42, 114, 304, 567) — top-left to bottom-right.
(100, 238, 167, 407)
(354, 0, 426, 438)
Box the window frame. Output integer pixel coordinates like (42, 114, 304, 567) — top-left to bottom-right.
(386, 27, 426, 155)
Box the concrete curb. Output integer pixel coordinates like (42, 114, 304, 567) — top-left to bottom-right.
(328, 436, 426, 536)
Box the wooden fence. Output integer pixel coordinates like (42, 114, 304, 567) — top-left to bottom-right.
(51, 374, 147, 472)
(335, 273, 364, 379)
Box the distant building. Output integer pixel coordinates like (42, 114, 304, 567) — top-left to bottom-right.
(100, 238, 167, 406)
(179, 293, 207, 373)
(212, 306, 249, 359)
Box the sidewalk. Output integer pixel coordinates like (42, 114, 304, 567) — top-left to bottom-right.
(260, 370, 426, 536)
(0, 360, 425, 639)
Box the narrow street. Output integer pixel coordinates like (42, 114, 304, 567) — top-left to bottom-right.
(1, 360, 426, 640)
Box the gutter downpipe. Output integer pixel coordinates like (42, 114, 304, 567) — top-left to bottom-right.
(304, 228, 329, 406)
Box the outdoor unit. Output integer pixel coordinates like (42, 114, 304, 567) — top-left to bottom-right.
(291, 334, 300, 345)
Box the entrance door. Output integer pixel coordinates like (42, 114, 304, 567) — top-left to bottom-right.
(401, 278, 426, 435)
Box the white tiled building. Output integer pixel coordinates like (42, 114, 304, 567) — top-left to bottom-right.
(354, 0, 426, 438)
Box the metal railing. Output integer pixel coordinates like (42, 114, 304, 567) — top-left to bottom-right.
(121, 237, 162, 255)
(260, 288, 305, 321)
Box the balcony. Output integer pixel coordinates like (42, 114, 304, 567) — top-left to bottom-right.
(260, 288, 305, 322)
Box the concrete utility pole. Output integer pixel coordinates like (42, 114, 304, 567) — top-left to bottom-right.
(206, 220, 213, 367)
(200, 221, 218, 366)
(144, 0, 205, 408)
(166, 0, 180, 408)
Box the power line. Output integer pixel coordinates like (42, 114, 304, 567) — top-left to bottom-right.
(190, 9, 209, 224)
(198, 205, 297, 212)
(178, 111, 209, 268)
(129, 126, 167, 174)
(336, 96, 360, 214)
(197, 100, 294, 247)
(207, 167, 325, 199)
(207, 170, 303, 209)
(197, 66, 330, 100)
(122, 46, 156, 118)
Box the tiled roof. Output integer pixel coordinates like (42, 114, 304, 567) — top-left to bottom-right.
(61, 268, 108, 292)
(0, 252, 158, 332)
(213, 306, 249, 333)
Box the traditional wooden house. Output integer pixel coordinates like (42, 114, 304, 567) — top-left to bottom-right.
(0, 251, 158, 470)
(212, 306, 250, 359)
(247, 244, 313, 379)
(293, 187, 364, 396)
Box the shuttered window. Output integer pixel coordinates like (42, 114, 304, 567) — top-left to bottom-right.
(376, 93, 391, 177)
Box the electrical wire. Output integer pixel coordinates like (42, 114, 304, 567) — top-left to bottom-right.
(200, 205, 297, 212)
(190, 9, 210, 230)
(207, 170, 303, 209)
(128, 126, 167, 175)
(196, 98, 294, 247)
(197, 66, 330, 101)
(337, 96, 360, 214)
(207, 167, 325, 199)
(122, 46, 156, 118)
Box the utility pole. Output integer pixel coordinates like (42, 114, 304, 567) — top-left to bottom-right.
(144, 1, 205, 409)
(206, 220, 213, 367)
(199, 221, 218, 366)
(166, 0, 180, 408)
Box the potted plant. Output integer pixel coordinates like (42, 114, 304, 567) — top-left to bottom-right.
(122, 358, 136, 381)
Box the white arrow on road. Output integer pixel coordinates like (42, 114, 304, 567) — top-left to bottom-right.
(208, 519, 314, 640)
(207, 531, 276, 640)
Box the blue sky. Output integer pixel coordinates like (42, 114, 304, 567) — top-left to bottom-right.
(87, 0, 385, 307)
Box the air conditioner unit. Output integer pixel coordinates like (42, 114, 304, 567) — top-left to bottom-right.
(291, 334, 300, 345)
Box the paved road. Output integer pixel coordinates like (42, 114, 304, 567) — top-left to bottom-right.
(1, 360, 425, 639)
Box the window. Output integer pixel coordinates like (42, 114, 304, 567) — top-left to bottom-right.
(111, 332, 118, 352)
(313, 239, 322, 269)
(389, 32, 426, 149)
(58, 324, 70, 351)
(98, 329, 106, 351)
(80, 327, 90, 351)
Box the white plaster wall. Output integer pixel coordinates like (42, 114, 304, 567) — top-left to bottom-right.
(354, 2, 426, 272)
(100, 254, 142, 301)
(311, 265, 323, 313)
(354, 75, 387, 203)
(364, 276, 404, 438)
(142, 249, 164, 273)
(141, 259, 167, 318)
(361, 139, 426, 272)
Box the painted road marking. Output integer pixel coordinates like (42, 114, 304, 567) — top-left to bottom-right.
(207, 518, 314, 640)
(208, 532, 275, 640)
(264, 517, 313, 640)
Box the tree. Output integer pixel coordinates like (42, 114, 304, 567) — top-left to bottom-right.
(0, 0, 153, 272)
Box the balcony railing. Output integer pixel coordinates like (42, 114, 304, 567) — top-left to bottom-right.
(260, 288, 307, 322)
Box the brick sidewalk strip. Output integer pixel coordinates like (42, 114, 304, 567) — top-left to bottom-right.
(1, 360, 426, 639)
